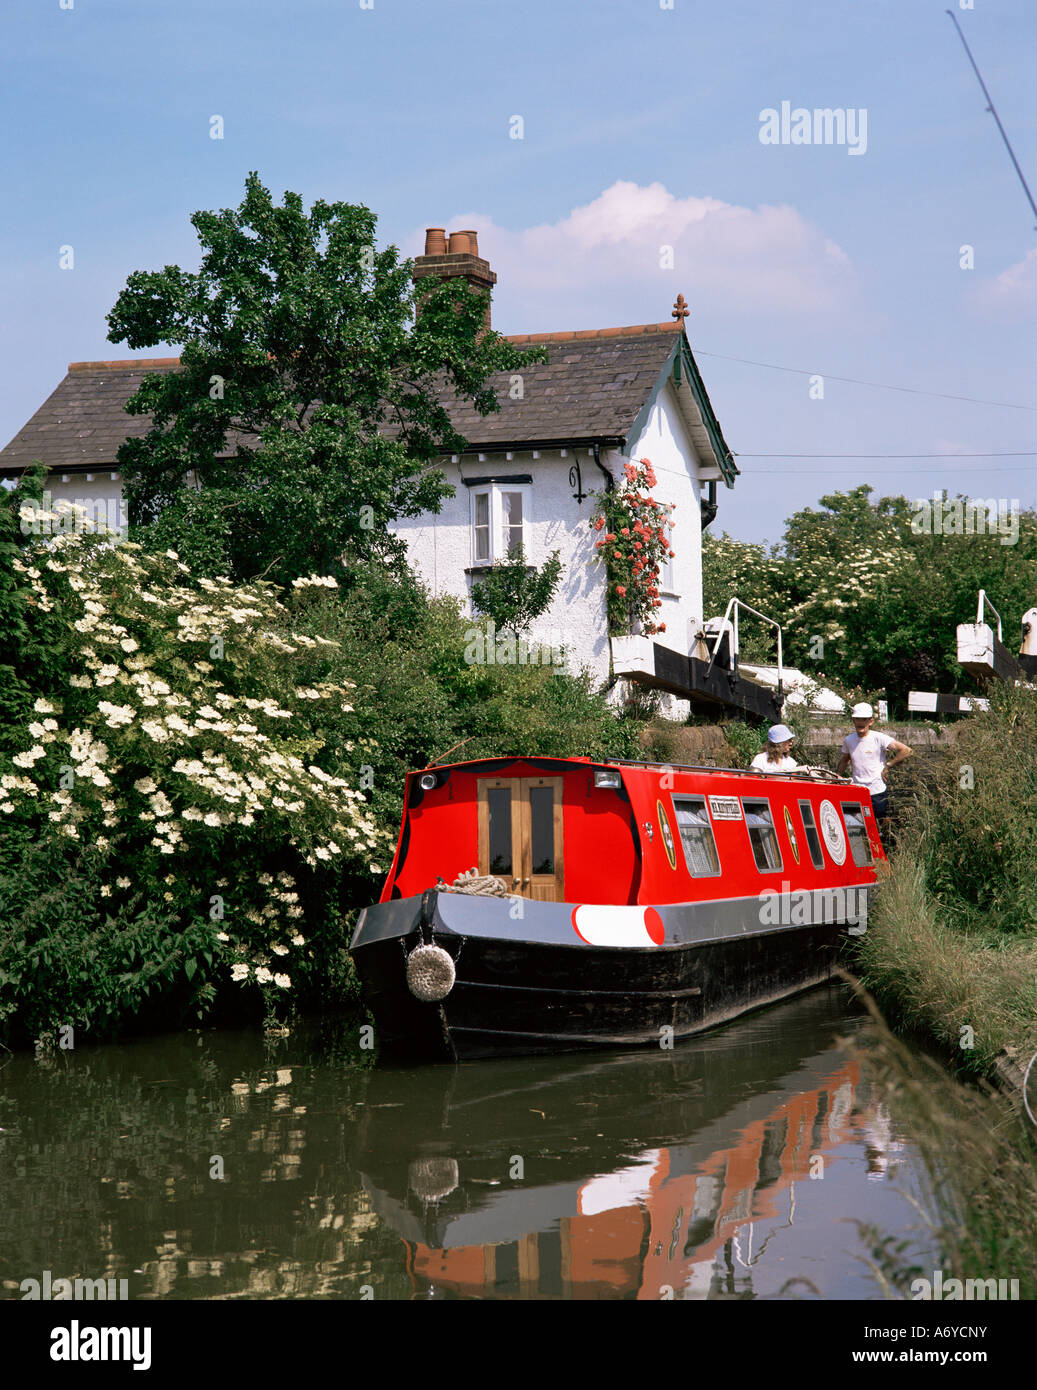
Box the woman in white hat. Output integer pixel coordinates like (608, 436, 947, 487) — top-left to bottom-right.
(750, 725, 798, 773)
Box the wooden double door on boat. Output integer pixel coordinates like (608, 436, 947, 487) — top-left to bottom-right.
(476, 776, 564, 901)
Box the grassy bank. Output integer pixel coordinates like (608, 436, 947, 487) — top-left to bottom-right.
(844, 685, 1037, 1297)
(852, 683, 1037, 1082)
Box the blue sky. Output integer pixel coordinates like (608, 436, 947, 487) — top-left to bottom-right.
(3, 0, 1035, 544)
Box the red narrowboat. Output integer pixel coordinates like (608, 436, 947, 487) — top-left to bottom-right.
(349, 756, 886, 1060)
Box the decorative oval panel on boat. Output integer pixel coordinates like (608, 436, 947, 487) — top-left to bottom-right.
(818, 800, 847, 866)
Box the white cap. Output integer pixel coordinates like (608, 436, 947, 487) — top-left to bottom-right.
(851, 702, 874, 719)
(767, 724, 795, 743)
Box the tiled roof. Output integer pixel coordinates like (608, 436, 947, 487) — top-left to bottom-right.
(0, 324, 725, 472)
(0, 358, 182, 473)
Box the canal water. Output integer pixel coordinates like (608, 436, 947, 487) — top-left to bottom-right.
(0, 984, 940, 1300)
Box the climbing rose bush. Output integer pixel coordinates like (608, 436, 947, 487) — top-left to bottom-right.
(590, 457, 675, 636)
(0, 509, 390, 1036)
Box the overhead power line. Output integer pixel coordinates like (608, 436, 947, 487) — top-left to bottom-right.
(740, 463, 1037, 475)
(946, 9, 1037, 232)
(690, 346, 1037, 412)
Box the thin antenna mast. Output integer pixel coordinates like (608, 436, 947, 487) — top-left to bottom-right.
(946, 10, 1037, 231)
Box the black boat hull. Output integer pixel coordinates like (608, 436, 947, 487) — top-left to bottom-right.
(350, 891, 852, 1061)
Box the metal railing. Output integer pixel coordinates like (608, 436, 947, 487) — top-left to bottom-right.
(975, 589, 1003, 642)
(704, 597, 785, 696)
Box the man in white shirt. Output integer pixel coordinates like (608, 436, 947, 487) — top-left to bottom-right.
(836, 703, 912, 826)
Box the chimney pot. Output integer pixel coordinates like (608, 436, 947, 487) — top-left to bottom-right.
(424, 227, 447, 256)
(448, 229, 477, 256)
(413, 225, 495, 330)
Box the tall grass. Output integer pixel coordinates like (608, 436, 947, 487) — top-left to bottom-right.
(849, 686, 1037, 1294)
(855, 684, 1037, 1078)
(849, 986, 1037, 1299)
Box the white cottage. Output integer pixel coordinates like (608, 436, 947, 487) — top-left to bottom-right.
(0, 228, 778, 720)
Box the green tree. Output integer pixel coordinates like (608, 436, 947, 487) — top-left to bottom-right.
(782, 484, 911, 563)
(700, 530, 791, 664)
(702, 488, 1037, 709)
(106, 173, 544, 586)
(0, 464, 68, 752)
(470, 545, 563, 633)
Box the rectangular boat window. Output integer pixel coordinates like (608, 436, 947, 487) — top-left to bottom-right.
(797, 800, 826, 870)
(487, 787, 513, 875)
(842, 802, 874, 866)
(742, 799, 783, 873)
(673, 797, 721, 877)
(529, 785, 555, 874)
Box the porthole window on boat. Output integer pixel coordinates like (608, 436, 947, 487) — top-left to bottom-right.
(841, 802, 874, 867)
(742, 799, 783, 873)
(797, 800, 826, 870)
(673, 797, 721, 877)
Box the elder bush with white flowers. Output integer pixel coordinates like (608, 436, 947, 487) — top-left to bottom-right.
(0, 486, 390, 1043)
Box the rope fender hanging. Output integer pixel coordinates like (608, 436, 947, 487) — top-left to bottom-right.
(405, 870, 508, 1003)
(406, 943, 456, 1002)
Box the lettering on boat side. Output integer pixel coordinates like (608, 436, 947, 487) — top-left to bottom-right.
(571, 904, 666, 948)
(707, 796, 741, 820)
(818, 800, 847, 865)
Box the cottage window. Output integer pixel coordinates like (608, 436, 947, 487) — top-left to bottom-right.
(470, 484, 530, 565)
(742, 799, 783, 872)
(473, 492, 491, 563)
(657, 526, 676, 595)
(673, 796, 721, 877)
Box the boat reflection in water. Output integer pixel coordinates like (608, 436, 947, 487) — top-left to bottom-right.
(357, 987, 909, 1299)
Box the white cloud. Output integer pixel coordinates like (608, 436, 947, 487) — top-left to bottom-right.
(416, 181, 854, 323)
(976, 246, 1037, 313)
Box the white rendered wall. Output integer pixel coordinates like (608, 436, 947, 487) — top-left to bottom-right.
(19, 394, 711, 699)
(391, 450, 614, 682)
(391, 390, 709, 693)
(21, 473, 127, 538)
(624, 378, 706, 650)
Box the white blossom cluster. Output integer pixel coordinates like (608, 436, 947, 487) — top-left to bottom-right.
(2, 532, 389, 993)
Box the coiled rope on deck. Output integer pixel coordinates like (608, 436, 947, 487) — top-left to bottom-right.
(434, 866, 511, 897)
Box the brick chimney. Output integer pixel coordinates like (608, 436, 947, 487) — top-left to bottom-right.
(412, 227, 497, 329)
